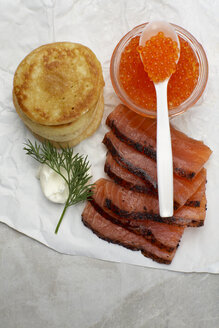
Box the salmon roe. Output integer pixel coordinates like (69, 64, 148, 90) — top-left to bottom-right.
(138, 32, 179, 83)
(119, 35, 199, 110)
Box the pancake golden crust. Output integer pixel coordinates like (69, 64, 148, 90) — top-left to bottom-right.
(31, 91, 104, 148)
(13, 89, 103, 141)
(13, 42, 104, 125)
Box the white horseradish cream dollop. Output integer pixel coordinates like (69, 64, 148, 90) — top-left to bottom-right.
(37, 164, 69, 204)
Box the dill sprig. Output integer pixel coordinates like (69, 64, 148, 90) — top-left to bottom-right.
(24, 140, 94, 234)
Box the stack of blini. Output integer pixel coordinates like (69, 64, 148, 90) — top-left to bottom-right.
(13, 42, 104, 148)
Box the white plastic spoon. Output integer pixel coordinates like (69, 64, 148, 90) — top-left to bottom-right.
(139, 21, 180, 217)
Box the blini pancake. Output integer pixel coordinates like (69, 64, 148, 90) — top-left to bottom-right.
(13, 42, 104, 126)
(13, 89, 104, 142)
(30, 91, 104, 148)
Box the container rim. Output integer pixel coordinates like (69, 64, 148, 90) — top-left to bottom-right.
(110, 22, 208, 118)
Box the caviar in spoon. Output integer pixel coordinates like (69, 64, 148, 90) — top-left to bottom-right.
(138, 31, 179, 82)
(139, 21, 180, 218)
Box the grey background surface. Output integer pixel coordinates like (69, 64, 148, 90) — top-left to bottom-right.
(1, 0, 219, 327)
(1, 224, 218, 328)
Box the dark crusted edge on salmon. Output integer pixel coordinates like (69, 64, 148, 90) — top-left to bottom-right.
(106, 118, 196, 180)
(187, 220, 204, 227)
(105, 161, 200, 209)
(103, 134, 157, 188)
(104, 198, 205, 227)
(106, 118, 157, 160)
(82, 213, 173, 265)
(104, 161, 157, 196)
(90, 199, 177, 252)
(104, 161, 185, 210)
(185, 200, 200, 207)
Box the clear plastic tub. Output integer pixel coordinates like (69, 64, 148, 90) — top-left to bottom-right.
(110, 23, 208, 118)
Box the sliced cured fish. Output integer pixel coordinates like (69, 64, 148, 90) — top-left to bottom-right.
(81, 104, 212, 265)
(105, 152, 157, 196)
(106, 104, 212, 179)
(90, 199, 184, 252)
(185, 180, 206, 207)
(175, 189, 207, 227)
(103, 130, 207, 208)
(92, 178, 206, 227)
(104, 152, 206, 208)
(82, 201, 176, 264)
(103, 130, 157, 187)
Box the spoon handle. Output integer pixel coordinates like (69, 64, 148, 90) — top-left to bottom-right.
(155, 80, 173, 217)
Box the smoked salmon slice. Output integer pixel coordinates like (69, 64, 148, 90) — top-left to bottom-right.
(82, 201, 176, 264)
(103, 130, 207, 208)
(92, 178, 206, 228)
(185, 180, 206, 208)
(90, 199, 184, 252)
(104, 152, 206, 208)
(81, 104, 212, 265)
(105, 152, 157, 196)
(106, 104, 212, 179)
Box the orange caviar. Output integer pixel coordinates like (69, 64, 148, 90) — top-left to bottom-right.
(119, 35, 199, 110)
(138, 32, 179, 83)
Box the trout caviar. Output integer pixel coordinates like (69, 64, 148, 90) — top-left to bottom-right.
(138, 32, 179, 83)
(119, 36, 199, 110)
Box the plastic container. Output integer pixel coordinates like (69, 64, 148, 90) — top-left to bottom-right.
(110, 23, 208, 118)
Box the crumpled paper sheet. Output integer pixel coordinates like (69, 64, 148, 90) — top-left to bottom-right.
(0, 0, 219, 273)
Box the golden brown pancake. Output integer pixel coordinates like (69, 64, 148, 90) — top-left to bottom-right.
(13, 89, 104, 142)
(13, 42, 104, 125)
(31, 91, 104, 148)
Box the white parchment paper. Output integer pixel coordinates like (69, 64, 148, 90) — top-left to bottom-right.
(0, 0, 219, 273)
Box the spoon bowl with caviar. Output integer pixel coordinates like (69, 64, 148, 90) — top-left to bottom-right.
(138, 21, 180, 218)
